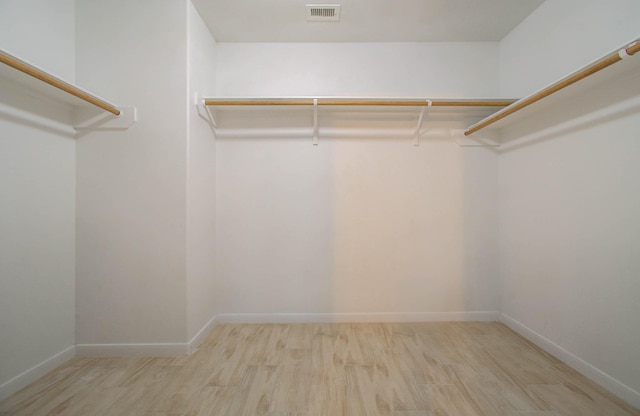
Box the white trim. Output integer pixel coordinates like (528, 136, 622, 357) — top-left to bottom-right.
(75, 313, 221, 357)
(214, 311, 499, 324)
(75, 343, 187, 357)
(187, 314, 219, 354)
(500, 313, 640, 409)
(60, 312, 500, 357)
(0, 345, 75, 402)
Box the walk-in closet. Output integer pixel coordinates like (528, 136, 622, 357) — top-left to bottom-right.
(1, 0, 639, 414)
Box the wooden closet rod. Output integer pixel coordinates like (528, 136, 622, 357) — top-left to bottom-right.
(0, 50, 121, 116)
(205, 98, 515, 107)
(465, 39, 640, 136)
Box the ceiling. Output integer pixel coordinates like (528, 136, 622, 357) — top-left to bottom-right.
(192, 0, 546, 43)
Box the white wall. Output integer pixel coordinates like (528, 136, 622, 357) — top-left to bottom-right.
(499, 0, 640, 406)
(500, 0, 640, 97)
(217, 42, 500, 97)
(187, 1, 218, 341)
(75, 0, 189, 346)
(0, 0, 76, 400)
(215, 42, 501, 318)
(216, 134, 499, 318)
(0, 0, 75, 80)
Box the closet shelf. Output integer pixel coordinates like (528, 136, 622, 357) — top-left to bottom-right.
(0, 49, 121, 115)
(465, 38, 640, 136)
(200, 97, 516, 145)
(204, 97, 515, 108)
(1, 48, 137, 130)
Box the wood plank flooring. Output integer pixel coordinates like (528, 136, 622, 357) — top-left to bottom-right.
(1, 322, 638, 416)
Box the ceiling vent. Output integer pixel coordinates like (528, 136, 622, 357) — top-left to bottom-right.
(306, 4, 341, 21)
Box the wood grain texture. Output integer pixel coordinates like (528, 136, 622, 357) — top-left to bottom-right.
(0, 322, 637, 416)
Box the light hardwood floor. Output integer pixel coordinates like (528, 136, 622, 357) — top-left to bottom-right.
(1, 322, 638, 416)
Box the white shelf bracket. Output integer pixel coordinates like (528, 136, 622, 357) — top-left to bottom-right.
(312, 98, 319, 146)
(195, 92, 217, 130)
(204, 104, 218, 129)
(413, 99, 432, 146)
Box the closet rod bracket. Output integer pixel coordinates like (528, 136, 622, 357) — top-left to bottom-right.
(196, 92, 218, 129)
(619, 42, 637, 59)
(413, 99, 432, 146)
(312, 98, 319, 146)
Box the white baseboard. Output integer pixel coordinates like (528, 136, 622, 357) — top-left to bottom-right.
(75, 343, 188, 357)
(73, 311, 497, 356)
(214, 311, 499, 324)
(500, 313, 640, 409)
(76, 313, 221, 357)
(187, 314, 219, 354)
(0, 345, 75, 402)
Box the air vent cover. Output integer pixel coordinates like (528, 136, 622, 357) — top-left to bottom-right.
(306, 4, 341, 21)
